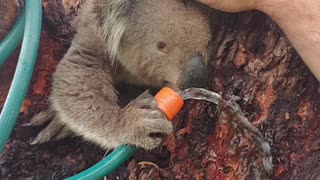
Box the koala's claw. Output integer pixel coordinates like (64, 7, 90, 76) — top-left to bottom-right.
(28, 109, 54, 126)
(139, 118, 173, 150)
(29, 110, 70, 145)
(30, 117, 65, 145)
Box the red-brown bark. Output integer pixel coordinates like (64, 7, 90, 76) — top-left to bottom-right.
(0, 1, 319, 179)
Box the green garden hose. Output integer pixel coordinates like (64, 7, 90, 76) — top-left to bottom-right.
(0, 2, 137, 179)
(66, 145, 137, 180)
(0, 0, 42, 152)
(0, 7, 25, 66)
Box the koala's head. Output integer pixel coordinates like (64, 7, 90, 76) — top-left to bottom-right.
(95, 0, 212, 89)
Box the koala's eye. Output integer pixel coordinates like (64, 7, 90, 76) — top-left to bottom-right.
(157, 41, 166, 50)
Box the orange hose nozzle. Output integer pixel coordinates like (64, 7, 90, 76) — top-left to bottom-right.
(154, 87, 184, 121)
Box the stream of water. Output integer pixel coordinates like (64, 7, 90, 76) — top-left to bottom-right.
(180, 88, 273, 175)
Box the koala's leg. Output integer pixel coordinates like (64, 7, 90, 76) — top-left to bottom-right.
(32, 33, 173, 150)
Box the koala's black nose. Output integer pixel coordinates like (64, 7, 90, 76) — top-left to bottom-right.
(182, 55, 207, 89)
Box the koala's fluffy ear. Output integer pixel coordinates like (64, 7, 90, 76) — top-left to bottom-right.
(94, 0, 134, 61)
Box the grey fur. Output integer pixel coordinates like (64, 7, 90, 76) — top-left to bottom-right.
(31, 0, 213, 150)
(93, 0, 134, 62)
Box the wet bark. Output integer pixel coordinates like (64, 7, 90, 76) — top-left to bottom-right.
(0, 1, 319, 179)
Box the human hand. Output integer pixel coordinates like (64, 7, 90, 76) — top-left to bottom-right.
(196, 0, 257, 13)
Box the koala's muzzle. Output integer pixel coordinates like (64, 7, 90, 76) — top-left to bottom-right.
(182, 56, 207, 89)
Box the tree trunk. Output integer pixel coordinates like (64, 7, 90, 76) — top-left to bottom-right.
(0, 1, 319, 179)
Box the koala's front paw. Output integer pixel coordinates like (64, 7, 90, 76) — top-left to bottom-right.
(120, 91, 173, 150)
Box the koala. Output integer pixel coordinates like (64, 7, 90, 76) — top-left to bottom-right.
(30, 0, 213, 150)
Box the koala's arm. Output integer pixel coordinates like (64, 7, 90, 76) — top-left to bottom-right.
(50, 27, 172, 149)
(51, 31, 124, 148)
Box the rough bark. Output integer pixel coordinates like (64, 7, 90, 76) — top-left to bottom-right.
(0, 1, 319, 179)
